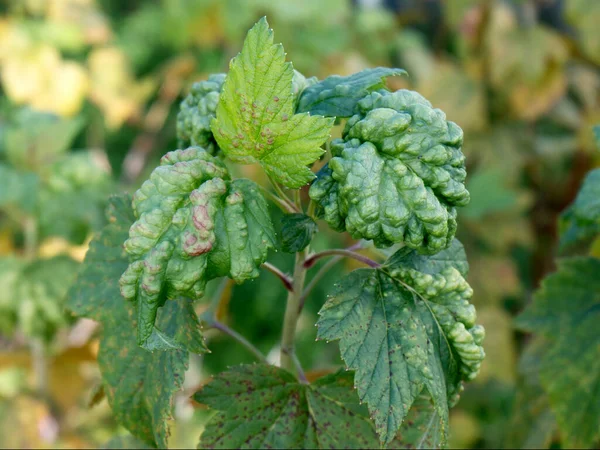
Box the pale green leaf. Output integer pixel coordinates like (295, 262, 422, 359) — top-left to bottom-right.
(119, 148, 275, 346)
(211, 17, 333, 188)
(0, 163, 39, 214)
(310, 90, 469, 253)
(297, 67, 407, 117)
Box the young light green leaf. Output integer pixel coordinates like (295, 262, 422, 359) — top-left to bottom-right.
(279, 213, 318, 253)
(297, 67, 407, 117)
(194, 364, 380, 449)
(211, 17, 334, 188)
(317, 243, 484, 445)
(558, 168, 600, 252)
(68, 194, 206, 448)
(516, 257, 600, 448)
(119, 147, 275, 346)
(310, 90, 469, 253)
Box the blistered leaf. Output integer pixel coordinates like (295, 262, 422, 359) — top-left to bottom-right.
(176, 74, 226, 153)
(516, 257, 600, 448)
(194, 364, 380, 449)
(558, 168, 600, 252)
(317, 240, 484, 444)
(310, 90, 469, 253)
(296, 67, 407, 117)
(68, 194, 206, 448)
(119, 148, 275, 346)
(211, 17, 334, 188)
(279, 213, 318, 253)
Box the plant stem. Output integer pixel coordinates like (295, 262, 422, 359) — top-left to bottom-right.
(210, 320, 268, 363)
(23, 216, 37, 261)
(280, 248, 308, 375)
(304, 249, 380, 269)
(298, 255, 343, 314)
(31, 338, 49, 399)
(259, 185, 297, 213)
(262, 262, 293, 291)
(269, 178, 299, 213)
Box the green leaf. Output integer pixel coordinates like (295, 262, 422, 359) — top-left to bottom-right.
(593, 125, 600, 150)
(4, 109, 83, 171)
(68, 194, 206, 448)
(176, 73, 226, 153)
(461, 168, 518, 220)
(317, 242, 484, 445)
(211, 17, 334, 188)
(392, 394, 444, 449)
(516, 257, 600, 448)
(104, 434, 153, 449)
(119, 148, 275, 346)
(279, 213, 318, 253)
(0, 163, 39, 214)
(297, 67, 407, 117)
(309, 90, 469, 253)
(558, 168, 600, 252)
(194, 364, 380, 449)
(0, 255, 78, 342)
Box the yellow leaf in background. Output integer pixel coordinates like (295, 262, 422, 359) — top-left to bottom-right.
(0, 19, 33, 63)
(88, 47, 156, 128)
(0, 228, 15, 255)
(449, 410, 481, 449)
(38, 236, 90, 262)
(46, 0, 111, 45)
(475, 306, 517, 384)
(1, 44, 88, 117)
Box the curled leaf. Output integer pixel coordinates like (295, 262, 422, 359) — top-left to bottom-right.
(120, 147, 275, 346)
(310, 90, 470, 253)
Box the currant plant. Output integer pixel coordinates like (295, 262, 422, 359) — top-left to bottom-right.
(68, 18, 485, 448)
(514, 125, 600, 449)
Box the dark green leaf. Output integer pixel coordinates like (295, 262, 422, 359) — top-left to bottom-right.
(279, 213, 318, 253)
(297, 67, 407, 117)
(317, 246, 484, 444)
(516, 257, 600, 448)
(194, 364, 379, 449)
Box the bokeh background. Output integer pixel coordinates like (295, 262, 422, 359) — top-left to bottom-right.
(0, 0, 598, 448)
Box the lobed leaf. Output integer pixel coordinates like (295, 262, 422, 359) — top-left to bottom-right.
(310, 90, 469, 253)
(316, 240, 484, 445)
(119, 147, 275, 346)
(194, 364, 380, 449)
(211, 17, 334, 188)
(297, 67, 407, 117)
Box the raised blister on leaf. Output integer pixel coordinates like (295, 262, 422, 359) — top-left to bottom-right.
(211, 17, 333, 188)
(310, 90, 469, 253)
(176, 73, 226, 153)
(120, 147, 275, 346)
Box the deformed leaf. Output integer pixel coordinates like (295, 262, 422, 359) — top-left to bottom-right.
(317, 240, 484, 445)
(279, 213, 318, 253)
(211, 17, 334, 188)
(176, 73, 226, 153)
(194, 364, 380, 449)
(310, 90, 469, 253)
(119, 147, 275, 346)
(68, 194, 207, 448)
(297, 67, 407, 117)
(516, 257, 600, 448)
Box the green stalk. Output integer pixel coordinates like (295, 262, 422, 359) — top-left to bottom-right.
(280, 248, 308, 376)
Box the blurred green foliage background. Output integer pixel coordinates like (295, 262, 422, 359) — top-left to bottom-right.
(0, 0, 599, 448)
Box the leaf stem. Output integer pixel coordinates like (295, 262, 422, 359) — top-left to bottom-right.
(304, 249, 380, 269)
(210, 319, 268, 363)
(23, 216, 37, 261)
(259, 185, 297, 213)
(280, 248, 308, 376)
(298, 255, 344, 314)
(269, 178, 300, 213)
(262, 262, 293, 291)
